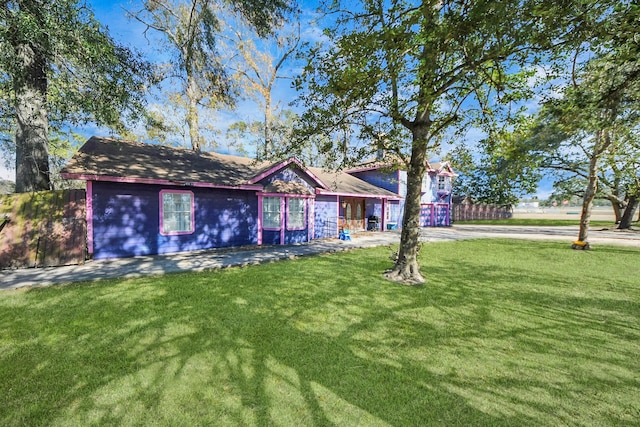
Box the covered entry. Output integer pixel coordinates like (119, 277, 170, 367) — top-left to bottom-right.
(340, 197, 366, 232)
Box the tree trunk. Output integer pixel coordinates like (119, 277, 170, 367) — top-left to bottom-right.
(14, 40, 51, 193)
(576, 173, 596, 246)
(575, 130, 606, 248)
(186, 71, 202, 152)
(608, 197, 625, 224)
(617, 195, 638, 229)
(262, 91, 272, 160)
(385, 132, 428, 285)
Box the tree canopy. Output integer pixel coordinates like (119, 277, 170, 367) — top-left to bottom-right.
(224, 19, 301, 160)
(293, 0, 601, 283)
(1, 0, 151, 192)
(447, 120, 542, 208)
(524, 1, 640, 236)
(130, 0, 293, 152)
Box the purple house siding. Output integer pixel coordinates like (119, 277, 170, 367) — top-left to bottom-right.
(90, 181, 258, 260)
(364, 199, 384, 230)
(261, 229, 281, 245)
(314, 195, 339, 239)
(350, 164, 457, 228)
(435, 204, 449, 226)
(419, 204, 450, 227)
(261, 228, 309, 246)
(349, 170, 400, 194)
(62, 138, 404, 261)
(285, 229, 308, 244)
(91, 182, 158, 259)
(419, 205, 433, 227)
(422, 175, 438, 203)
(163, 187, 258, 253)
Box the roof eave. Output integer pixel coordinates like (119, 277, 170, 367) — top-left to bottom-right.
(60, 172, 264, 191)
(315, 188, 403, 200)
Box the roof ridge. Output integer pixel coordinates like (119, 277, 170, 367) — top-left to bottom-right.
(87, 136, 262, 165)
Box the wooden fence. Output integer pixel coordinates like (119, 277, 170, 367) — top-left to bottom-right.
(0, 189, 86, 269)
(452, 203, 512, 222)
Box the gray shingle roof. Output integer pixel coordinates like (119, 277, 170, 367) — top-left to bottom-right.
(62, 137, 401, 199)
(62, 137, 266, 187)
(351, 156, 456, 175)
(310, 167, 400, 198)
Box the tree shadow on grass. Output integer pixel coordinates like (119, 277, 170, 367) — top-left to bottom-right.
(1, 243, 639, 425)
(421, 241, 640, 424)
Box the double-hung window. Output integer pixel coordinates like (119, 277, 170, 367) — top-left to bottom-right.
(160, 190, 194, 235)
(421, 175, 429, 192)
(438, 176, 447, 191)
(263, 197, 281, 229)
(287, 198, 305, 230)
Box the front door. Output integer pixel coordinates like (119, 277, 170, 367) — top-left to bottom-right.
(342, 198, 365, 231)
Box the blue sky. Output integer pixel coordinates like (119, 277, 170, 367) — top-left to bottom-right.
(86, 0, 321, 146)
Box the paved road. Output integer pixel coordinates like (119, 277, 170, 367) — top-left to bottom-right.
(2, 225, 638, 291)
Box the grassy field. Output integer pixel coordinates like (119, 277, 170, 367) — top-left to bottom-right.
(455, 218, 619, 227)
(1, 240, 639, 426)
(511, 206, 618, 223)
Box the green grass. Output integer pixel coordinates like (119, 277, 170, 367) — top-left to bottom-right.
(1, 240, 639, 426)
(455, 218, 618, 227)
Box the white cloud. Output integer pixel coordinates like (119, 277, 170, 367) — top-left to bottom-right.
(0, 163, 14, 181)
(526, 65, 550, 89)
(301, 23, 328, 45)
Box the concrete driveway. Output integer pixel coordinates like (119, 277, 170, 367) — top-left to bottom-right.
(2, 224, 638, 291)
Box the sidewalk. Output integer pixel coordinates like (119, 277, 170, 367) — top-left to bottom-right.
(1, 232, 401, 291)
(3, 225, 639, 291)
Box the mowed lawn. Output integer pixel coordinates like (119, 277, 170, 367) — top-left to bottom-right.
(1, 240, 639, 426)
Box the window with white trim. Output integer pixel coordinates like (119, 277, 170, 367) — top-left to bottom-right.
(287, 198, 305, 229)
(438, 176, 448, 191)
(263, 197, 281, 229)
(421, 175, 429, 192)
(161, 190, 194, 235)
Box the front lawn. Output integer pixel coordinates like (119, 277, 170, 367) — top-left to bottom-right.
(1, 240, 639, 426)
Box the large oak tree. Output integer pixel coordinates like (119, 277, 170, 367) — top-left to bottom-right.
(530, 61, 639, 241)
(1, 0, 150, 193)
(294, 0, 595, 284)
